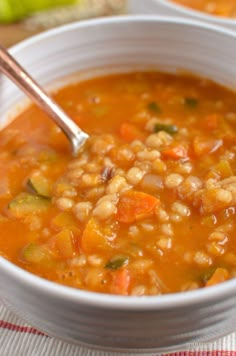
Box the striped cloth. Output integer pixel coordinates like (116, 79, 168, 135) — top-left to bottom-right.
(0, 302, 236, 356)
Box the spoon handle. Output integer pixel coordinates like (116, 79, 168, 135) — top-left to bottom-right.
(0, 44, 88, 155)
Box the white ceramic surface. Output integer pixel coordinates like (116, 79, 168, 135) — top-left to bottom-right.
(0, 16, 236, 353)
(128, 0, 236, 31)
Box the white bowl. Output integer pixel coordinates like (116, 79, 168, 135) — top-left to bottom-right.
(128, 0, 236, 31)
(0, 16, 236, 353)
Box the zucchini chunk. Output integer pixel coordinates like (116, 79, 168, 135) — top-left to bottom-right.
(27, 175, 51, 198)
(8, 193, 51, 218)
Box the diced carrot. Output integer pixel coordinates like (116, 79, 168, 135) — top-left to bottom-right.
(111, 268, 131, 295)
(54, 229, 75, 259)
(116, 191, 160, 223)
(162, 146, 188, 160)
(204, 114, 220, 130)
(51, 212, 77, 231)
(81, 217, 112, 254)
(193, 137, 222, 156)
(214, 160, 233, 179)
(206, 267, 229, 287)
(119, 122, 144, 143)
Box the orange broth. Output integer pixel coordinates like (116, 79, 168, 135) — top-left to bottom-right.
(0, 71, 236, 295)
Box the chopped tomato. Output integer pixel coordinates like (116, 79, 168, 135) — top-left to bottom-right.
(116, 191, 160, 223)
(162, 146, 188, 160)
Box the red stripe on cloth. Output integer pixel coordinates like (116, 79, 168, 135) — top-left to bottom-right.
(163, 352, 236, 356)
(0, 320, 47, 336)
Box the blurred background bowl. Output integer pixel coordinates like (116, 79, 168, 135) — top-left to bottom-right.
(128, 0, 236, 31)
(0, 16, 236, 353)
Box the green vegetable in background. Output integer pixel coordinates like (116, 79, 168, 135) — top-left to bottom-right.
(184, 97, 199, 108)
(154, 123, 178, 135)
(147, 101, 162, 114)
(0, 0, 78, 23)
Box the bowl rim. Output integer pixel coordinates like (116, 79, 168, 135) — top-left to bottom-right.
(1, 15, 236, 311)
(156, 0, 236, 25)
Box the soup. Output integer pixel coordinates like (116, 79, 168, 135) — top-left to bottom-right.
(170, 0, 236, 18)
(0, 71, 236, 296)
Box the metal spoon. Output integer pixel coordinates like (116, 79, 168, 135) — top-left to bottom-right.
(0, 44, 89, 156)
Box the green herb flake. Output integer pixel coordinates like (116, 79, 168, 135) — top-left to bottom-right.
(147, 101, 161, 114)
(105, 255, 129, 270)
(184, 97, 199, 108)
(154, 123, 178, 135)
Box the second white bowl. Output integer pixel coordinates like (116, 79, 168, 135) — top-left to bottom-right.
(128, 0, 236, 31)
